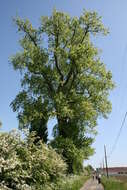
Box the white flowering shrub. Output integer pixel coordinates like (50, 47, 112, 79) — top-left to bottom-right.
(0, 130, 67, 190)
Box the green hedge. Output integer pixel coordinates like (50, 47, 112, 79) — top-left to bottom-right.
(0, 131, 67, 190)
(0, 130, 89, 190)
(102, 177, 127, 190)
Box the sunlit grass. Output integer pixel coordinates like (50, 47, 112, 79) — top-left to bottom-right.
(56, 175, 89, 190)
(102, 177, 127, 190)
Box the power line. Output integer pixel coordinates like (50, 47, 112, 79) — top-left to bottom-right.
(98, 45, 127, 169)
(106, 46, 127, 159)
(98, 111, 127, 170)
(97, 111, 127, 170)
(108, 111, 127, 158)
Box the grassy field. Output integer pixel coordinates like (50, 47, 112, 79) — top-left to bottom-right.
(102, 176, 127, 190)
(114, 175, 127, 183)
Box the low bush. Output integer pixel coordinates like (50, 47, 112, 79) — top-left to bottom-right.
(0, 130, 66, 190)
(0, 130, 89, 190)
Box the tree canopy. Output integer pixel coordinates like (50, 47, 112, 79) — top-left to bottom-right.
(10, 9, 114, 172)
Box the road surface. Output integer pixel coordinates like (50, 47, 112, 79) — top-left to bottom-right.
(80, 179, 104, 190)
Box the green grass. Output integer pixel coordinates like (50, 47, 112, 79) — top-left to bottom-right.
(56, 175, 89, 190)
(102, 177, 127, 190)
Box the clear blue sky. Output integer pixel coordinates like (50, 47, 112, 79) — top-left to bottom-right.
(1, 0, 127, 168)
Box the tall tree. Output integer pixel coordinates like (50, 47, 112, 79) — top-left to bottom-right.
(11, 10, 114, 147)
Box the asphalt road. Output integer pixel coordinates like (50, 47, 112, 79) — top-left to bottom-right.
(80, 179, 104, 190)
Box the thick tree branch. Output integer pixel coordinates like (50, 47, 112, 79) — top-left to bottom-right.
(42, 72, 54, 95)
(80, 25, 89, 44)
(63, 57, 76, 87)
(18, 23, 55, 96)
(54, 53, 63, 81)
(68, 71, 76, 92)
(26, 32, 38, 46)
(60, 24, 79, 88)
(27, 65, 54, 97)
(71, 23, 77, 44)
(64, 66, 73, 86)
(63, 22, 77, 49)
(54, 29, 64, 81)
(19, 23, 38, 47)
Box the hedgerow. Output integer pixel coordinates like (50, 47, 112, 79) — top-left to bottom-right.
(0, 130, 66, 189)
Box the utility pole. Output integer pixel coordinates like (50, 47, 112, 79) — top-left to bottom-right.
(104, 145, 109, 178)
(103, 158, 105, 175)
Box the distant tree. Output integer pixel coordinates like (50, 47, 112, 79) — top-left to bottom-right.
(85, 165, 94, 175)
(10, 9, 114, 169)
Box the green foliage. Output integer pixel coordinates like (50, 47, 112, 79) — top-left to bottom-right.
(55, 174, 89, 190)
(84, 165, 94, 175)
(10, 9, 114, 137)
(102, 177, 127, 190)
(0, 130, 66, 190)
(10, 9, 114, 173)
(11, 94, 49, 142)
(51, 137, 94, 174)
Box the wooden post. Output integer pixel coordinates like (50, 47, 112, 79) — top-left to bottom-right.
(104, 145, 109, 178)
